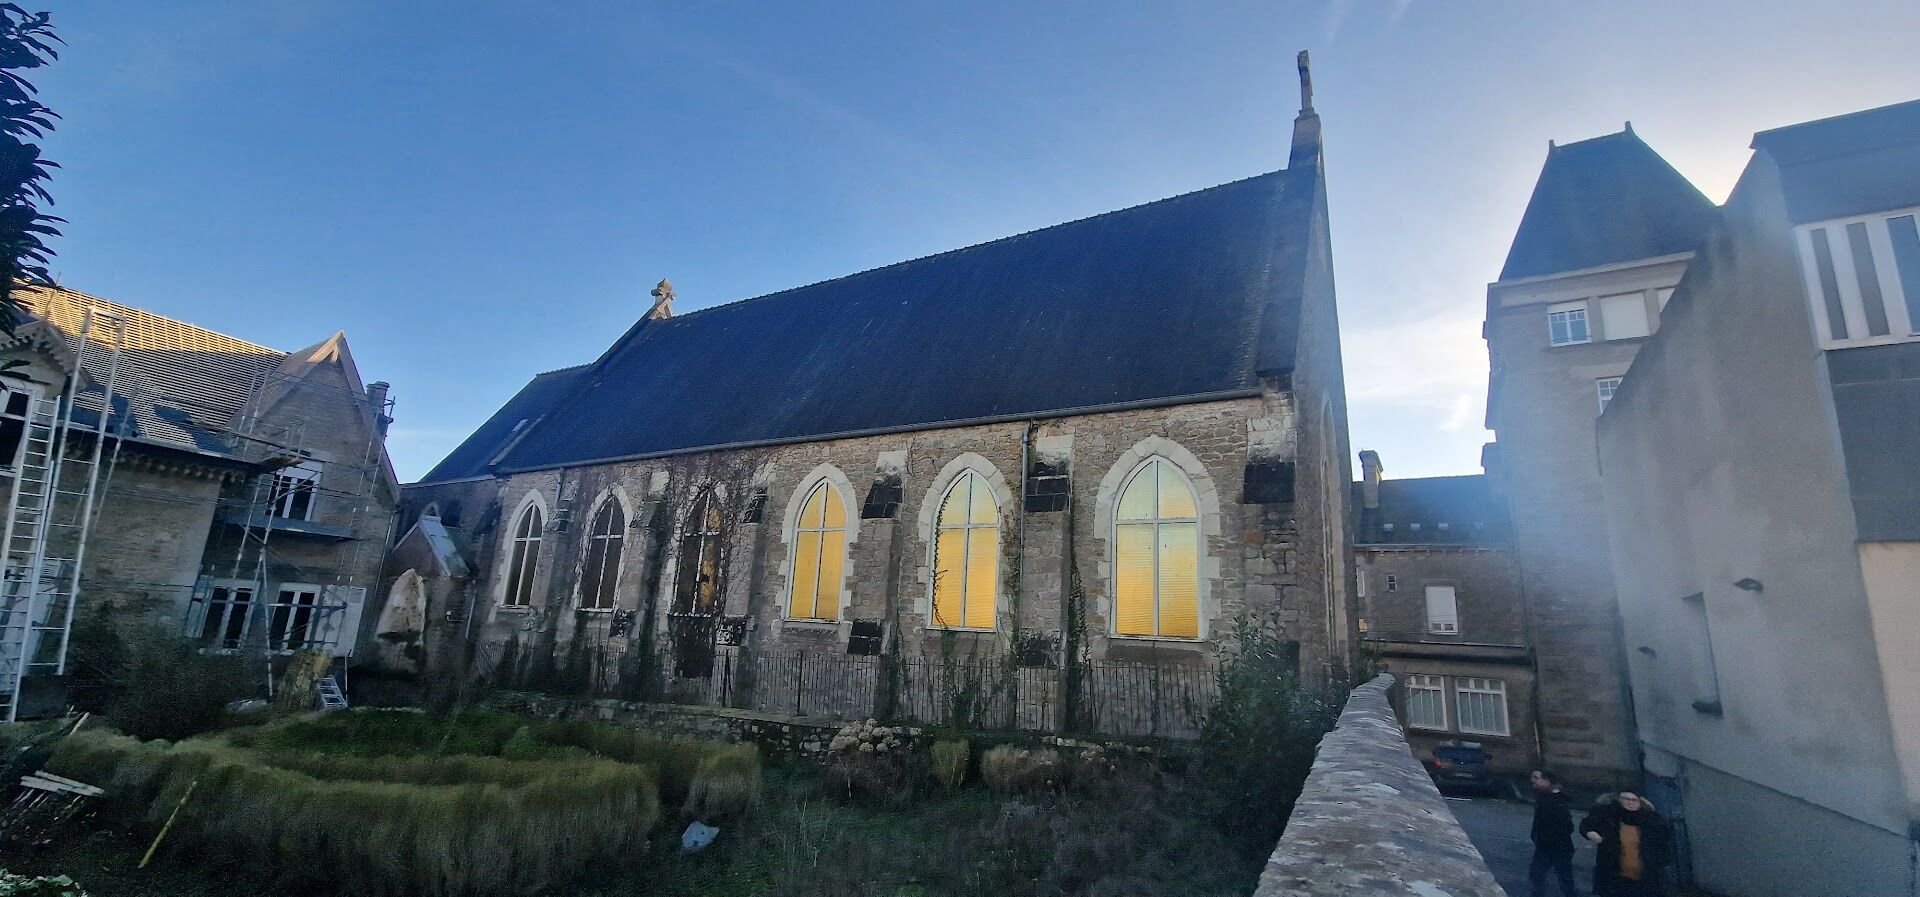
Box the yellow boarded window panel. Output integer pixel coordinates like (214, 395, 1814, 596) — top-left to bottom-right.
(931, 472, 999, 629)
(1112, 459, 1201, 638)
(789, 481, 849, 621)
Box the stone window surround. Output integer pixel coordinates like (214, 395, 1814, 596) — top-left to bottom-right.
(913, 452, 1015, 633)
(774, 463, 861, 634)
(493, 488, 550, 613)
(656, 481, 732, 619)
(1091, 436, 1223, 644)
(571, 484, 635, 613)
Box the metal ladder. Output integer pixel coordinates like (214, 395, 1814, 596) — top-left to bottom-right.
(0, 308, 128, 722)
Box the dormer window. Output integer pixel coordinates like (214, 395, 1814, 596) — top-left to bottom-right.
(1797, 207, 1920, 348)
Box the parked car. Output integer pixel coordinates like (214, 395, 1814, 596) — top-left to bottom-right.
(1425, 743, 1501, 796)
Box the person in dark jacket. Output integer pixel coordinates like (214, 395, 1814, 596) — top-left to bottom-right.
(1581, 791, 1671, 897)
(1528, 770, 1579, 896)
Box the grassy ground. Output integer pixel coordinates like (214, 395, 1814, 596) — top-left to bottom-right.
(12, 759, 1263, 897)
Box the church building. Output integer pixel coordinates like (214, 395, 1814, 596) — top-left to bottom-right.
(392, 59, 1355, 736)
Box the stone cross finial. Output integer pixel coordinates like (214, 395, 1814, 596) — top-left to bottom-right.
(1297, 50, 1313, 114)
(648, 278, 676, 320)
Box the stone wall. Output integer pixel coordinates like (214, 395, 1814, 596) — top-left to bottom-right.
(1254, 674, 1507, 897)
(399, 390, 1346, 737)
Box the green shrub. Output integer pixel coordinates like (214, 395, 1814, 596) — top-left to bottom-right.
(81, 625, 252, 742)
(45, 731, 660, 897)
(682, 744, 761, 821)
(1199, 613, 1346, 853)
(980, 745, 1061, 794)
(0, 870, 87, 896)
(930, 739, 968, 789)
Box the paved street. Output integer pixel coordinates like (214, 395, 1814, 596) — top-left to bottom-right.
(1447, 795, 1596, 897)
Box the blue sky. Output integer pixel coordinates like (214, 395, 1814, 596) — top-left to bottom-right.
(34, 1, 1920, 481)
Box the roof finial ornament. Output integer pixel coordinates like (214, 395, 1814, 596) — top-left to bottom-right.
(648, 278, 676, 320)
(1296, 50, 1313, 114)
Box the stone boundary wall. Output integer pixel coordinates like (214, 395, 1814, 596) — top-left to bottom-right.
(1254, 674, 1508, 897)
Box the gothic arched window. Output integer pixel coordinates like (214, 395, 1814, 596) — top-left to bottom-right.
(1113, 458, 1200, 638)
(787, 481, 848, 621)
(502, 502, 544, 608)
(931, 471, 999, 629)
(579, 495, 626, 611)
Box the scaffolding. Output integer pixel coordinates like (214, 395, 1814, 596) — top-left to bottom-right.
(179, 359, 392, 702)
(0, 293, 395, 720)
(0, 308, 129, 722)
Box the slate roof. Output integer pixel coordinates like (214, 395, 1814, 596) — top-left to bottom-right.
(421, 165, 1320, 482)
(1751, 98, 1920, 224)
(1353, 475, 1509, 546)
(18, 286, 288, 454)
(1499, 130, 1717, 281)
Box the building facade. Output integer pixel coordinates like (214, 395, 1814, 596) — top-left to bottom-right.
(1481, 128, 1717, 786)
(0, 286, 399, 714)
(1356, 452, 1538, 775)
(1597, 99, 1920, 897)
(394, 76, 1356, 737)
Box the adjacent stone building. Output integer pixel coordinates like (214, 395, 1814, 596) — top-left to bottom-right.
(395, 71, 1356, 736)
(1355, 451, 1537, 774)
(1597, 98, 1920, 897)
(0, 285, 400, 714)
(1481, 127, 1717, 786)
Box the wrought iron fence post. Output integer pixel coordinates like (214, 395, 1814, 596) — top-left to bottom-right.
(794, 650, 806, 717)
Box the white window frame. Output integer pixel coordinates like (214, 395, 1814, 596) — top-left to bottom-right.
(928, 470, 1001, 631)
(1596, 376, 1623, 412)
(194, 578, 258, 649)
(1795, 205, 1920, 349)
(1424, 583, 1459, 635)
(1455, 677, 1510, 736)
(266, 582, 328, 652)
(1111, 456, 1203, 640)
(1547, 300, 1592, 347)
(269, 461, 321, 521)
(784, 475, 853, 623)
(1599, 292, 1652, 341)
(1405, 674, 1448, 731)
(498, 494, 547, 609)
(0, 384, 39, 478)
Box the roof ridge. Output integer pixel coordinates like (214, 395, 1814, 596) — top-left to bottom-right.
(28, 284, 287, 356)
(659, 168, 1294, 325)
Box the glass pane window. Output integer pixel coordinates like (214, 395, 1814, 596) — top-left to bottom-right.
(270, 462, 321, 521)
(1455, 678, 1509, 736)
(269, 586, 323, 651)
(502, 503, 543, 607)
(931, 471, 1000, 629)
(581, 497, 628, 611)
(1798, 208, 1920, 347)
(672, 492, 725, 615)
(787, 482, 847, 621)
(1424, 584, 1459, 635)
(198, 584, 255, 649)
(1113, 458, 1201, 638)
(1596, 377, 1622, 412)
(1547, 302, 1591, 346)
(1406, 674, 1447, 730)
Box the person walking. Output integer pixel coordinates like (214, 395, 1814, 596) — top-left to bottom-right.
(1528, 770, 1579, 896)
(1581, 791, 1671, 897)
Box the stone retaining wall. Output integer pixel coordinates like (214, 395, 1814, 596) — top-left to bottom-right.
(1254, 674, 1508, 897)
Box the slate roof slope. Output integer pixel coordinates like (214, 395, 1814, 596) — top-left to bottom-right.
(1353, 474, 1510, 546)
(1500, 130, 1717, 281)
(417, 364, 591, 482)
(18, 286, 288, 453)
(1751, 98, 1920, 224)
(425, 166, 1317, 480)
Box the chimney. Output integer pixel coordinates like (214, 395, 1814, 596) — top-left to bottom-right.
(647, 278, 676, 320)
(1359, 449, 1382, 510)
(1289, 50, 1321, 169)
(366, 381, 393, 438)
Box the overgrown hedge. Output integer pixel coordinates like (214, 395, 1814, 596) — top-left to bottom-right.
(46, 731, 661, 897)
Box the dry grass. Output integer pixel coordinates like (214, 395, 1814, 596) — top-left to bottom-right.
(930, 739, 969, 789)
(682, 744, 762, 821)
(47, 730, 659, 897)
(979, 744, 1062, 794)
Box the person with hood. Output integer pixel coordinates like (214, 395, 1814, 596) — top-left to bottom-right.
(1528, 769, 1578, 896)
(1581, 791, 1671, 896)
